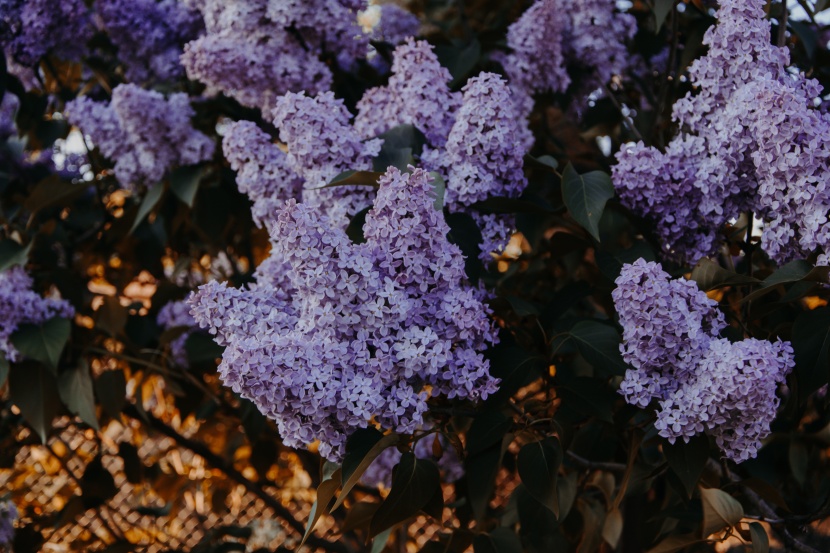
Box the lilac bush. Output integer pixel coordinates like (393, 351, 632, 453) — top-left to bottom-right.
(157, 300, 198, 368)
(189, 167, 498, 460)
(361, 432, 463, 488)
(0, 0, 92, 66)
(66, 84, 215, 190)
(0, 500, 16, 549)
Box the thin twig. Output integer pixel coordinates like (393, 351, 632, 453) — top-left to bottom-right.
(566, 451, 627, 472)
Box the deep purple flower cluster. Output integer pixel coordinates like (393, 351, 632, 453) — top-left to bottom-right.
(97, 0, 203, 83)
(0, 91, 18, 138)
(614, 0, 830, 265)
(221, 121, 303, 228)
(501, 0, 635, 115)
(157, 300, 197, 368)
(272, 91, 382, 226)
(613, 259, 794, 462)
(0, 266, 75, 363)
(0, 499, 16, 548)
(189, 167, 499, 460)
(0, 0, 92, 66)
(67, 84, 215, 189)
(361, 432, 463, 488)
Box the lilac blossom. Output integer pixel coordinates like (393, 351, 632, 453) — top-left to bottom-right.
(0, 266, 75, 363)
(355, 39, 460, 147)
(189, 167, 499, 460)
(361, 432, 463, 488)
(221, 121, 303, 228)
(0, 500, 16, 548)
(157, 300, 198, 368)
(1, 0, 92, 66)
(97, 0, 203, 83)
(0, 92, 18, 138)
(66, 84, 215, 189)
(613, 259, 794, 462)
(272, 91, 382, 227)
(266, 0, 369, 61)
(370, 4, 420, 45)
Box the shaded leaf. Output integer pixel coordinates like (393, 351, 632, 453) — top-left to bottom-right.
(169, 165, 204, 207)
(341, 501, 380, 533)
(602, 507, 623, 549)
(95, 370, 127, 419)
(0, 352, 7, 388)
(8, 361, 60, 443)
(321, 170, 385, 188)
(333, 430, 400, 510)
(430, 172, 445, 211)
(561, 164, 614, 242)
(346, 206, 372, 245)
(700, 487, 743, 537)
(473, 528, 523, 553)
(664, 435, 709, 499)
(749, 522, 769, 553)
(646, 534, 704, 553)
(58, 360, 99, 430)
(24, 176, 88, 215)
(370, 528, 393, 553)
(370, 453, 441, 536)
(470, 197, 555, 215)
(742, 261, 829, 303)
(0, 239, 31, 272)
(11, 317, 71, 371)
(788, 440, 809, 486)
(467, 434, 511, 521)
(654, 0, 675, 31)
(95, 296, 127, 337)
(691, 259, 759, 291)
(301, 468, 341, 546)
(792, 306, 830, 400)
(517, 438, 563, 517)
(466, 411, 511, 456)
(525, 154, 559, 172)
(130, 183, 165, 233)
(81, 455, 117, 508)
(568, 320, 627, 376)
(119, 442, 143, 485)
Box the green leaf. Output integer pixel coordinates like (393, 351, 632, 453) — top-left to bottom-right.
(470, 197, 555, 215)
(373, 124, 427, 171)
(792, 306, 830, 400)
(700, 487, 744, 538)
(559, 377, 614, 422)
(749, 522, 770, 553)
(663, 435, 709, 499)
(466, 411, 511, 456)
(369, 453, 441, 537)
(653, 0, 675, 32)
(568, 320, 627, 376)
(466, 433, 511, 521)
(58, 360, 99, 430)
(370, 528, 393, 553)
(742, 261, 829, 303)
(95, 296, 127, 337)
(0, 352, 8, 387)
(0, 239, 32, 272)
(11, 317, 71, 371)
(435, 39, 481, 87)
(517, 438, 563, 518)
(788, 440, 809, 486)
(646, 534, 704, 553)
(346, 206, 371, 245)
(473, 528, 523, 553)
(169, 165, 204, 207)
(24, 176, 89, 215)
(301, 468, 341, 546)
(81, 455, 117, 508)
(9, 361, 61, 443)
(602, 507, 624, 549)
(561, 164, 614, 242)
(94, 370, 127, 419)
(430, 172, 445, 211)
(184, 332, 224, 364)
(130, 183, 165, 233)
(525, 154, 559, 172)
(691, 259, 760, 291)
(320, 170, 385, 189)
(333, 429, 400, 510)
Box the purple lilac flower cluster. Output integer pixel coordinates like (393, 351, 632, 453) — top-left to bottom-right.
(361, 432, 463, 488)
(189, 167, 499, 460)
(370, 4, 420, 45)
(0, 92, 18, 138)
(221, 121, 303, 228)
(0, 0, 92, 66)
(0, 500, 16, 548)
(181, 0, 368, 113)
(157, 300, 197, 368)
(500, 0, 635, 116)
(0, 266, 75, 363)
(67, 84, 215, 190)
(97, 0, 203, 83)
(613, 259, 794, 462)
(272, 91, 383, 227)
(614, 0, 830, 265)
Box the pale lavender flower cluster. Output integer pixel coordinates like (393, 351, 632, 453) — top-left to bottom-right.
(0, 92, 19, 138)
(613, 259, 794, 462)
(66, 84, 215, 189)
(361, 433, 463, 488)
(221, 121, 303, 228)
(614, 0, 830, 265)
(0, 266, 75, 363)
(272, 91, 382, 227)
(189, 167, 499, 460)
(501, 0, 635, 115)
(181, 0, 367, 113)
(0, 500, 16, 548)
(157, 300, 197, 368)
(0, 0, 92, 66)
(97, 0, 203, 83)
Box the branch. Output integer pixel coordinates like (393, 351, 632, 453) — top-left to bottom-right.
(123, 405, 353, 553)
(566, 451, 627, 472)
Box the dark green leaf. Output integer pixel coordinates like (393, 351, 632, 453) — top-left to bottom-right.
(321, 170, 385, 188)
(466, 411, 511, 456)
(517, 438, 563, 517)
(742, 261, 829, 303)
(700, 487, 743, 537)
(58, 360, 99, 430)
(646, 534, 704, 553)
(24, 176, 89, 215)
(561, 164, 614, 242)
(184, 332, 224, 364)
(473, 528, 523, 553)
(525, 154, 559, 172)
(8, 361, 60, 443)
(341, 501, 380, 533)
(0, 239, 31, 272)
(0, 352, 8, 388)
(373, 124, 426, 171)
(788, 440, 809, 486)
(169, 165, 205, 207)
(301, 468, 341, 546)
(370, 453, 441, 536)
(95, 296, 127, 337)
(119, 442, 143, 485)
(11, 317, 71, 371)
(81, 455, 117, 508)
(95, 370, 127, 419)
(792, 306, 830, 399)
(370, 528, 393, 553)
(568, 320, 627, 376)
(653, 0, 675, 31)
(749, 522, 769, 553)
(130, 183, 166, 233)
(466, 434, 511, 521)
(790, 20, 818, 60)
(663, 435, 709, 499)
(691, 259, 759, 291)
(333, 430, 400, 510)
(470, 197, 555, 215)
(559, 377, 614, 422)
(346, 206, 372, 244)
(435, 39, 481, 86)
(430, 172, 445, 210)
